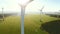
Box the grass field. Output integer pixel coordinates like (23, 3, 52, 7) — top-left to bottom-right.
(0, 14, 59, 34)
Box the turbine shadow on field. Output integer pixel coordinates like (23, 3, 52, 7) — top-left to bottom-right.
(40, 20, 60, 34)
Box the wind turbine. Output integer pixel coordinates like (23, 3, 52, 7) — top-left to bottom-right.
(18, 0, 33, 34)
(2, 8, 4, 21)
(40, 6, 44, 22)
(56, 10, 60, 21)
(57, 10, 60, 18)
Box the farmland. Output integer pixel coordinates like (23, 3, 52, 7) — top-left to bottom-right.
(0, 14, 59, 34)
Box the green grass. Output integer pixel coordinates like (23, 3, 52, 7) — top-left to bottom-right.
(0, 14, 59, 34)
(0, 16, 20, 34)
(24, 14, 58, 34)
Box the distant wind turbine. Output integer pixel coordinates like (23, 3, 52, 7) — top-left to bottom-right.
(40, 6, 44, 14)
(39, 6, 44, 22)
(57, 10, 60, 18)
(2, 8, 4, 21)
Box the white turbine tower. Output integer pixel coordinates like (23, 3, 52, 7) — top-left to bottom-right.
(40, 6, 44, 22)
(57, 10, 60, 18)
(57, 10, 60, 20)
(18, 0, 33, 34)
(2, 8, 4, 21)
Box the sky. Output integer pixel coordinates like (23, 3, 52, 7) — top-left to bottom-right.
(0, 0, 60, 14)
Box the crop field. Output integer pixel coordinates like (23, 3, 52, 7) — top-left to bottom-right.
(0, 14, 59, 34)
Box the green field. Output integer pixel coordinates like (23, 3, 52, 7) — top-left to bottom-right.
(0, 14, 59, 34)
